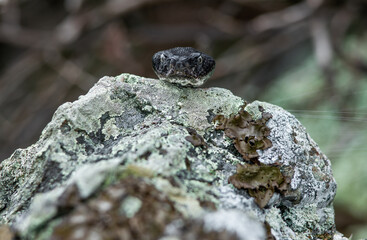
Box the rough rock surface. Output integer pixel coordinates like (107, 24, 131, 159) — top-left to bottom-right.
(0, 74, 346, 240)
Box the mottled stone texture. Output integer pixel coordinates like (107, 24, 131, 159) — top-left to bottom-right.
(0, 74, 346, 240)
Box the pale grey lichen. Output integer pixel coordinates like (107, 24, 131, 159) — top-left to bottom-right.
(120, 196, 142, 218)
(203, 209, 265, 240)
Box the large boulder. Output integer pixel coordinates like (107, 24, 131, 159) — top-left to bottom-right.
(0, 74, 346, 239)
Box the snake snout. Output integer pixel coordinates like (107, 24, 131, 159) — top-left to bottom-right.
(175, 61, 185, 70)
(166, 60, 183, 76)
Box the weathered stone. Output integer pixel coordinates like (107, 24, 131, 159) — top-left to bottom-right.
(0, 74, 346, 239)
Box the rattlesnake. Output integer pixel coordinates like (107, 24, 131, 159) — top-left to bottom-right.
(152, 47, 215, 87)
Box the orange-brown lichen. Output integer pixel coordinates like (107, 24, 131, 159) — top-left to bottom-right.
(50, 177, 237, 240)
(315, 233, 333, 240)
(0, 225, 13, 240)
(228, 163, 288, 208)
(50, 178, 182, 240)
(213, 105, 272, 162)
(185, 127, 208, 148)
(215, 104, 289, 208)
(265, 222, 276, 240)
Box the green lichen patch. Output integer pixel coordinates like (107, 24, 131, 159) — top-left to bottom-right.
(121, 164, 156, 178)
(213, 104, 272, 162)
(101, 164, 155, 189)
(50, 178, 182, 240)
(185, 127, 208, 148)
(228, 163, 289, 208)
(281, 204, 336, 236)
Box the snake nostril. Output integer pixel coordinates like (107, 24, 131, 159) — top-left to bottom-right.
(176, 62, 183, 69)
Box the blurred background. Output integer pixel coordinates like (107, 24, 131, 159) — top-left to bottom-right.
(0, 0, 367, 237)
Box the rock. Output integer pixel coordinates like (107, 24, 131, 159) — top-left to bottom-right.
(0, 74, 346, 239)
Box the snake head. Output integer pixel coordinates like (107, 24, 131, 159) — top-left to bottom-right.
(152, 47, 215, 87)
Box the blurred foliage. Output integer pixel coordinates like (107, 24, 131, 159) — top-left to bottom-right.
(263, 34, 367, 238)
(1, 0, 367, 238)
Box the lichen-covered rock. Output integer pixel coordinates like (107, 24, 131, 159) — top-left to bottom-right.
(0, 74, 346, 239)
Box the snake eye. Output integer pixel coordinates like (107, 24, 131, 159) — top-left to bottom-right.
(160, 54, 166, 62)
(197, 56, 203, 64)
